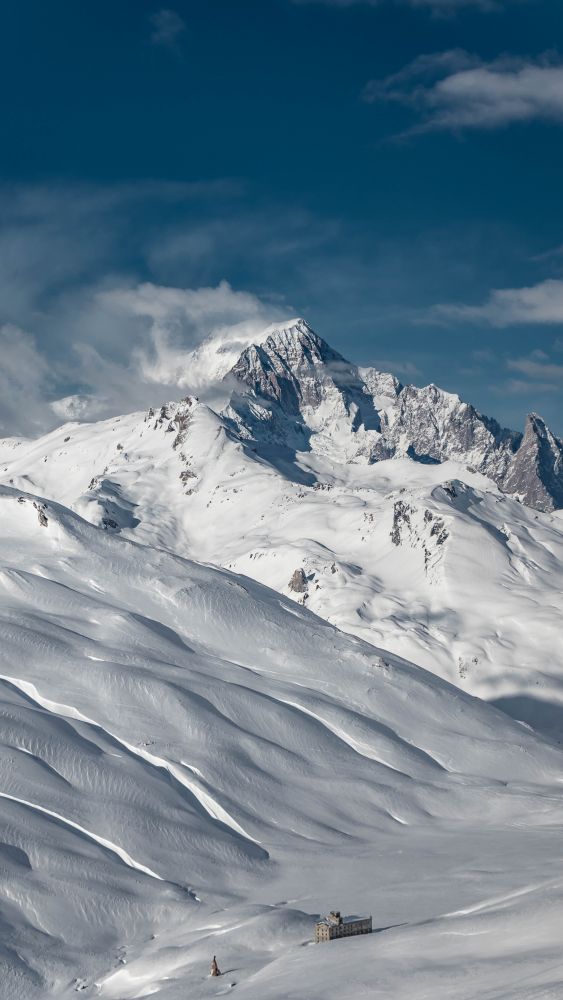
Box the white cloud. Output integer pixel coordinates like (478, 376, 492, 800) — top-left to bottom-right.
(432, 280, 563, 326)
(99, 280, 286, 389)
(50, 394, 110, 422)
(0, 179, 233, 335)
(45, 281, 289, 423)
(507, 356, 563, 380)
(0, 277, 290, 434)
(530, 243, 563, 263)
(364, 52, 563, 133)
(494, 378, 560, 395)
(485, 349, 563, 397)
(493, 353, 563, 397)
(149, 9, 186, 47)
(368, 358, 423, 377)
(101, 280, 274, 332)
(0, 326, 53, 438)
(0, 180, 335, 434)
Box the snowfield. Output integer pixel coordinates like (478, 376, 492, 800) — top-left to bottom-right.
(1, 319, 563, 998)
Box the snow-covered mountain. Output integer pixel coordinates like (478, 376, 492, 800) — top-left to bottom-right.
(4, 318, 562, 511)
(2, 318, 562, 740)
(1, 485, 563, 999)
(2, 318, 563, 997)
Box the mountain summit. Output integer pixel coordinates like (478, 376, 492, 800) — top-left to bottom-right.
(222, 318, 562, 512)
(225, 319, 381, 461)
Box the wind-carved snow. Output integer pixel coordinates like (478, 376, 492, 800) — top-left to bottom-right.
(0, 670, 260, 849)
(0, 789, 164, 881)
(113, 740, 262, 848)
(270, 694, 440, 774)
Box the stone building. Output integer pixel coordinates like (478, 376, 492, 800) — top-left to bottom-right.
(314, 910, 372, 943)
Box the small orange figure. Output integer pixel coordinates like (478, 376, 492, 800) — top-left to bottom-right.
(210, 955, 221, 977)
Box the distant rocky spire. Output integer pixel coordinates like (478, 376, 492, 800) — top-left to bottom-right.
(502, 413, 563, 512)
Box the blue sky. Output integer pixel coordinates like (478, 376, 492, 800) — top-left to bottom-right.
(1, 0, 563, 435)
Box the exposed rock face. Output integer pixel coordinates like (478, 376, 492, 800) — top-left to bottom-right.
(379, 384, 520, 479)
(223, 319, 563, 513)
(502, 413, 563, 512)
(288, 568, 308, 593)
(226, 320, 381, 459)
(390, 499, 449, 580)
(33, 501, 49, 527)
(230, 320, 350, 416)
(359, 367, 403, 410)
(391, 500, 413, 547)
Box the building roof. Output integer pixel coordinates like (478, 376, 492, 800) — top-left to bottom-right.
(315, 914, 370, 926)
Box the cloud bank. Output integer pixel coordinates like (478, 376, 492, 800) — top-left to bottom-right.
(0, 277, 287, 438)
(364, 52, 563, 133)
(433, 279, 563, 326)
(98, 280, 287, 394)
(0, 179, 299, 435)
(0, 326, 52, 439)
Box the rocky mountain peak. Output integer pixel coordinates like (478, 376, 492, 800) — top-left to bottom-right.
(229, 319, 352, 408)
(257, 318, 341, 365)
(221, 318, 563, 512)
(502, 412, 563, 512)
(226, 320, 380, 448)
(527, 412, 551, 437)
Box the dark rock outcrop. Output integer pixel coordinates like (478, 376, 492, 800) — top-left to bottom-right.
(288, 568, 308, 593)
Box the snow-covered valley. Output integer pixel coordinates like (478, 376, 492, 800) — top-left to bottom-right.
(1, 319, 563, 998)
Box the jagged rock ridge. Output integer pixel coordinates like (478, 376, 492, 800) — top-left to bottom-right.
(224, 319, 563, 512)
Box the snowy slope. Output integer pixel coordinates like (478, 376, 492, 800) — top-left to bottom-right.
(1, 486, 563, 999)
